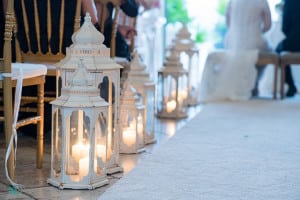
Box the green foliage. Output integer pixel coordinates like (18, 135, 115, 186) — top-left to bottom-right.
(195, 29, 207, 44)
(166, 0, 191, 24)
(217, 0, 228, 16)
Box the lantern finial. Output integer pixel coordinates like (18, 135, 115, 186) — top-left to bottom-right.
(71, 12, 105, 45)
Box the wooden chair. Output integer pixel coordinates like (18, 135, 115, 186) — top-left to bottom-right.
(279, 52, 300, 99)
(95, 0, 120, 58)
(14, 0, 82, 102)
(13, 0, 82, 147)
(256, 51, 280, 99)
(1, 0, 81, 180)
(0, 0, 47, 180)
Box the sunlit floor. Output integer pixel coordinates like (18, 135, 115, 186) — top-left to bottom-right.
(0, 105, 202, 200)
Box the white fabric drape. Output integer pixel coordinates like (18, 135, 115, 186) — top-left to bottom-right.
(4, 68, 24, 190)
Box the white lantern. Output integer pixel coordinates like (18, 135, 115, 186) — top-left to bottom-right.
(56, 13, 123, 174)
(157, 48, 188, 119)
(124, 52, 156, 144)
(170, 23, 200, 106)
(48, 62, 109, 189)
(120, 83, 145, 154)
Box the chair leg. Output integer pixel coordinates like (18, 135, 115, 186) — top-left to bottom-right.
(3, 77, 15, 180)
(273, 64, 278, 100)
(280, 65, 286, 100)
(36, 83, 44, 169)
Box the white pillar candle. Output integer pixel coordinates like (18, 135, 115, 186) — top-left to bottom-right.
(72, 143, 90, 161)
(79, 157, 97, 177)
(79, 157, 89, 177)
(166, 100, 176, 113)
(122, 128, 136, 146)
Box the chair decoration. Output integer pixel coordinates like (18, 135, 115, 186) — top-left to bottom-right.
(4, 68, 24, 190)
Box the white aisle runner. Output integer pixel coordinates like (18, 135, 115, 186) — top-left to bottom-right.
(99, 98, 300, 200)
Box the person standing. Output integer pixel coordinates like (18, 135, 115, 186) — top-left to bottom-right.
(276, 0, 300, 97)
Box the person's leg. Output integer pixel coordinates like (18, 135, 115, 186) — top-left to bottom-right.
(285, 65, 297, 97)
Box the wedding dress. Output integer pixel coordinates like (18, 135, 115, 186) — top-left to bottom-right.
(199, 0, 271, 102)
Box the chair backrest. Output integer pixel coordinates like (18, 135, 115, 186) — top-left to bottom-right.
(1, 0, 14, 76)
(94, 0, 120, 57)
(14, 0, 82, 65)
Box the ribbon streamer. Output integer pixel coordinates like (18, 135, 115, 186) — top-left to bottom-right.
(4, 68, 24, 190)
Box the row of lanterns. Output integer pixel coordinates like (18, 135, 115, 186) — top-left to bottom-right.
(157, 23, 200, 118)
(47, 13, 156, 190)
(47, 14, 199, 189)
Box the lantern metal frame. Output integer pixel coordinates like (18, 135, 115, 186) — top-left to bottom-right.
(125, 53, 156, 144)
(48, 62, 109, 190)
(56, 13, 123, 174)
(170, 23, 200, 106)
(157, 48, 189, 119)
(119, 83, 146, 154)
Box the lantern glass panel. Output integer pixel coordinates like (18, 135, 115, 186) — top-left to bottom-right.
(165, 75, 177, 102)
(137, 113, 144, 148)
(177, 75, 188, 109)
(122, 113, 136, 147)
(161, 75, 177, 113)
(145, 90, 154, 136)
(157, 73, 164, 113)
(52, 108, 62, 180)
(97, 75, 117, 163)
(94, 111, 108, 176)
(180, 52, 189, 71)
(68, 110, 91, 179)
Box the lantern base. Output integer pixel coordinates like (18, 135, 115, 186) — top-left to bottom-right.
(47, 177, 109, 190)
(156, 111, 187, 119)
(144, 137, 156, 145)
(187, 97, 199, 106)
(106, 165, 124, 175)
(120, 147, 146, 154)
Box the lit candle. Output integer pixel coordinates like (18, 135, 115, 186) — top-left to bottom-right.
(72, 143, 90, 161)
(179, 90, 187, 100)
(172, 90, 187, 106)
(122, 127, 136, 146)
(79, 157, 89, 177)
(79, 157, 97, 177)
(166, 100, 176, 113)
(96, 144, 106, 160)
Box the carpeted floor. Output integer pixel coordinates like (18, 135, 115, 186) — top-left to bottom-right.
(98, 98, 300, 200)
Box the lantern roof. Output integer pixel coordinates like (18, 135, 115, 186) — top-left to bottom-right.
(159, 48, 187, 75)
(71, 12, 105, 47)
(51, 61, 108, 108)
(171, 24, 198, 52)
(126, 52, 153, 84)
(120, 82, 143, 108)
(176, 23, 192, 39)
(56, 13, 122, 70)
